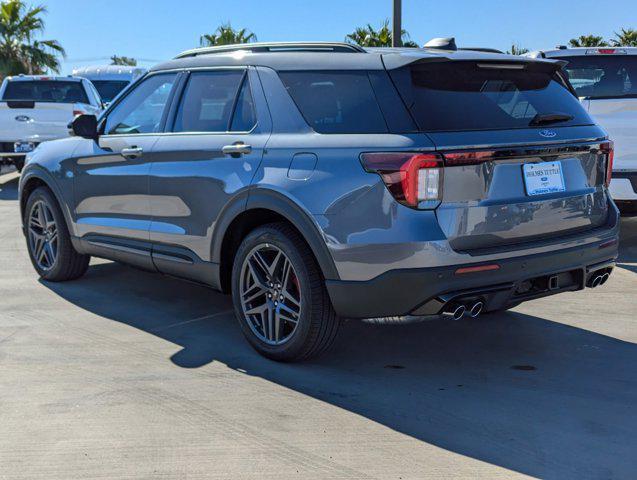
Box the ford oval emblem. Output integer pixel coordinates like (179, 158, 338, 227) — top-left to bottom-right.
(539, 129, 557, 138)
(15, 115, 31, 122)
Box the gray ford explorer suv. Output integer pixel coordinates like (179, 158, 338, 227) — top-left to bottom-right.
(19, 42, 620, 361)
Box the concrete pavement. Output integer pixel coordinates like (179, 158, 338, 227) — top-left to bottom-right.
(1, 171, 636, 479)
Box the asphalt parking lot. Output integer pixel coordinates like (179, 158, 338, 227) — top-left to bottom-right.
(0, 171, 636, 480)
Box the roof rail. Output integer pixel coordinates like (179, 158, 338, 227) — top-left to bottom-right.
(175, 42, 366, 59)
(460, 47, 504, 54)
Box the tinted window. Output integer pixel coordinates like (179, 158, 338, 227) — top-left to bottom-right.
(92, 80, 130, 103)
(389, 62, 593, 132)
(230, 80, 257, 131)
(3, 80, 88, 103)
(173, 71, 244, 132)
(561, 55, 637, 99)
(105, 73, 177, 135)
(279, 71, 388, 134)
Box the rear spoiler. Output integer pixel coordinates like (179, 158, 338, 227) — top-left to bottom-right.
(382, 51, 568, 71)
(4, 100, 35, 109)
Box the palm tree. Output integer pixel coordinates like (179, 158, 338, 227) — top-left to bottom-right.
(346, 20, 418, 48)
(110, 55, 137, 66)
(611, 28, 637, 47)
(506, 44, 529, 55)
(569, 35, 609, 48)
(0, 0, 65, 76)
(200, 23, 257, 47)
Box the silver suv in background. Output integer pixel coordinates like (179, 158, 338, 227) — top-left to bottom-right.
(19, 43, 619, 361)
(72, 65, 147, 105)
(525, 46, 637, 212)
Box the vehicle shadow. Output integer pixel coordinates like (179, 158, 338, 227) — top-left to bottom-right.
(0, 174, 19, 201)
(42, 260, 637, 479)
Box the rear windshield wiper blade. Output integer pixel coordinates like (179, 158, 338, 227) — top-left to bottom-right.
(530, 113, 574, 126)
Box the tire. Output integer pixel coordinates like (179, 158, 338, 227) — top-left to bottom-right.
(231, 222, 340, 362)
(24, 186, 90, 281)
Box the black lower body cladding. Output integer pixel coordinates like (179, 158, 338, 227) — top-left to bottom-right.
(325, 237, 619, 319)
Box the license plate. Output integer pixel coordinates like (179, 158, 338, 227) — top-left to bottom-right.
(14, 142, 35, 153)
(523, 161, 566, 196)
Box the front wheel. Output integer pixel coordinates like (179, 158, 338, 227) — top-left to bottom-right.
(231, 223, 340, 362)
(24, 187, 90, 281)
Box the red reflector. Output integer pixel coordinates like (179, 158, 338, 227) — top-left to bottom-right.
(455, 264, 500, 275)
(443, 150, 497, 166)
(599, 238, 618, 249)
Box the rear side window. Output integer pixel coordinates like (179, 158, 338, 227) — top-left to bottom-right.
(279, 71, 388, 134)
(2, 80, 88, 104)
(173, 71, 255, 133)
(389, 62, 593, 132)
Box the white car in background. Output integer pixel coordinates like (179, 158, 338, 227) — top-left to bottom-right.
(72, 65, 147, 105)
(526, 47, 637, 212)
(0, 75, 103, 172)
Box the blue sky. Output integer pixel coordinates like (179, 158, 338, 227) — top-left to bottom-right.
(42, 0, 635, 74)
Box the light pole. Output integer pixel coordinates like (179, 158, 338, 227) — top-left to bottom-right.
(392, 0, 402, 47)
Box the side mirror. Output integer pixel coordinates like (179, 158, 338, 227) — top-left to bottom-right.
(71, 114, 98, 140)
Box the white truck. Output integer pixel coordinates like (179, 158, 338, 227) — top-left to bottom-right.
(0, 75, 103, 172)
(525, 47, 637, 212)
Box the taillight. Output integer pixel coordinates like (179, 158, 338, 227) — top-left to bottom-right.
(361, 152, 444, 208)
(73, 110, 85, 117)
(601, 141, 614, 188)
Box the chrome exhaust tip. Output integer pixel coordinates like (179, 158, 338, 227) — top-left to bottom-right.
(599, 272, 610, 285)
(468, 301, 484, 318)
(443, 304, 466, 321)
(591, 275, 603, 288)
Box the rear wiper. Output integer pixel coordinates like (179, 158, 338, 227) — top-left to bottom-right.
(529, 112, 574, 126)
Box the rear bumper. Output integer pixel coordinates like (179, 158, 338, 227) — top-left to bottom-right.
(325, 201, 620, 319)
(326, 239, 618, 318)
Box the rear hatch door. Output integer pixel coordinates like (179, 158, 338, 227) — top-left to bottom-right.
(430, 128, 610, 252)
(387, 57, 611, 252)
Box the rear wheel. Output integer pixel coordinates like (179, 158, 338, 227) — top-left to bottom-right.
(231, 223, 340, 362)
(24, 187, 90, 281)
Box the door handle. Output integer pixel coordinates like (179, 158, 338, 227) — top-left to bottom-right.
(222, 143, 252, 157)
(121, 146, 143, 159)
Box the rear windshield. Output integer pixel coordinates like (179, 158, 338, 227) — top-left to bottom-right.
(278, 71, 388, 134)
(389, 61, 593, 132)
(2, 80, 88, 104)
(561, 55, 637, 99)
(91, 80, 130, 103)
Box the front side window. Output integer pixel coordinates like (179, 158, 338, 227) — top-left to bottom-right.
(561, 55, 637, 99)
(173, 71, 250, 133)
(279, 71, 388, 134)
(105, 73, 177, 135)
(2, 80, 88, 104)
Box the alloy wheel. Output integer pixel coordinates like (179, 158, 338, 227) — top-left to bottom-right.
(239, 243, 302, 345)
(28, 200, 58, 271)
